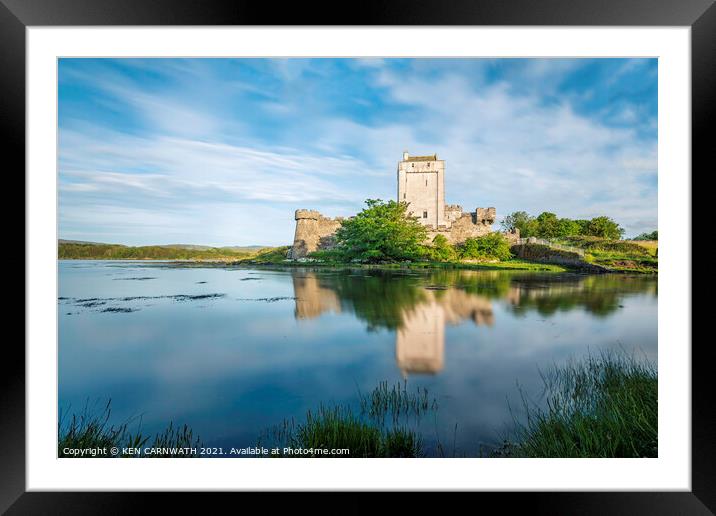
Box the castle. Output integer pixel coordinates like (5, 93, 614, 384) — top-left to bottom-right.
(288, 152, 506, 259)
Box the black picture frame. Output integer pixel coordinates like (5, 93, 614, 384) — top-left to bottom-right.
(4, 0, 709, 512)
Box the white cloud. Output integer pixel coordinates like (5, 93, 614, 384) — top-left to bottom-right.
(59, 59, 658, 244)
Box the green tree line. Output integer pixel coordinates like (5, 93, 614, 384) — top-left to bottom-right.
(500, 211, 628, 240)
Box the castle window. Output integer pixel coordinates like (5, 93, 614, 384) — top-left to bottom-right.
(423, 211, 428, 218)
(425, 179, 428, 186)
(403, 193, 406, 199)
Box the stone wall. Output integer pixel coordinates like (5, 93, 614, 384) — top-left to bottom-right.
(287, 209, 343, 259)
(511, 243, 607, 272)
(426, 210, 493, 244)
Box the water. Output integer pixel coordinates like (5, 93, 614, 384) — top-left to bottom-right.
(58, 261, 657, 456)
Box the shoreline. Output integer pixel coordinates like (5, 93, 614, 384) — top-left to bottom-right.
(57, 258, 657, 274)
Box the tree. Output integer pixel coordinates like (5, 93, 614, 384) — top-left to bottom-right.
(574, 219, 591, 236)
(459, 233, 513, 261)
(535, 212, 560, 239)
(334, 199, 428, 262)
(556, 218, 581, 238)
(584, 216, 625, 240)
(427, 234, 458, 262)
(633, 230, 658, 241)
(501, 211, 537, 237)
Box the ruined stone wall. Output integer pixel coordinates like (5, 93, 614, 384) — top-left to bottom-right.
(426, 210, 494, 244)
(444, 204, 463, 224)
(288, 209, 343, 259)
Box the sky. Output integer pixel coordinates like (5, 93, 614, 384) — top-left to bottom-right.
(58, 58, 657, 245)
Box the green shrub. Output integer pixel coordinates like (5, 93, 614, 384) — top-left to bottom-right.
(633, 230, 658, 241)
(426, 234, 458, 262)
(307, 249, 348, 262)
(459, 233, 513, 261)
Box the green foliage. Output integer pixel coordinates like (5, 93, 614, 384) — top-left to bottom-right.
(509, 351, 657, 457)
(633, 230, 658, 241)
(561, 236, 649, 255)
(425, 234, 458, 262)
(500, 211, 537, 237)
(557, 218, 581, 238)
(247, 246, 292, 263)
(500, 211, 625, 240)
(535, 212, 560, 238)
(583, 216, 625, 239)
(558, 236, 656, 272)
(459, 233, 513, 261)
(307, 249, 348, 262)
(334, 199, 428, 262)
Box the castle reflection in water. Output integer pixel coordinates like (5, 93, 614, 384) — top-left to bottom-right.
(291, 269, 656, 377)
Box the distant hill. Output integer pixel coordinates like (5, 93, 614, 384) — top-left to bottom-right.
(161, 244, 268, 252)
(58, 240, 277, 261)
(59, 239, 125, 246)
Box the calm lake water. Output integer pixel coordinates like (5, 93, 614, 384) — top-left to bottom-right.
(58, 260, 657, 456)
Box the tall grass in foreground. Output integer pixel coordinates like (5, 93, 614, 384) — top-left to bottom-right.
(359, 380, 438, 423)
(260, 382, 439, 457)
(507, 351, 657, 458)
(259, 405, 423, 458)
(58, 399, 201, 457)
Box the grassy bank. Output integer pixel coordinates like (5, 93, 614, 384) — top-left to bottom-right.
(557, 236, 658, 273)
(59, 241, 268, 261)
(267, 258, 570, 272)
(502, 351, 657, 458)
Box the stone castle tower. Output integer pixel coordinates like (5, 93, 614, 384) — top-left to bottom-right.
(288, 152, 511, 259)
(397, 152, 446, 228)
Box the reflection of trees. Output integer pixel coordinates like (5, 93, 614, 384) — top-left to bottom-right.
(290, 269, 656, 376)
(303, 270, 427, 331)
(291, 269, 658, 328)
(506, 274, 657, 318)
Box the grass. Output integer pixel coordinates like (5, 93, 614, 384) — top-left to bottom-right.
(61, 353, 656, 459)
(258, 381, 438, 457)
(359, 380, 438, 423)
(298, 256, 569, 272)
(259, 405, 424, 458)
(58, 399, 201, 457)
(505, 351, 657, 458)
(557, 236, 658, 273)
(58, 242, 262, 261)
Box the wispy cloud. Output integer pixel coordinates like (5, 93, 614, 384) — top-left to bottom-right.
(59, 58, 657, 245)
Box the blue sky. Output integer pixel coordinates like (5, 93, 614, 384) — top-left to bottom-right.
(58, 58, 657, 245)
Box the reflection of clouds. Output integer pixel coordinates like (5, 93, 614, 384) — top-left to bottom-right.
(59, 264, 658, 451)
